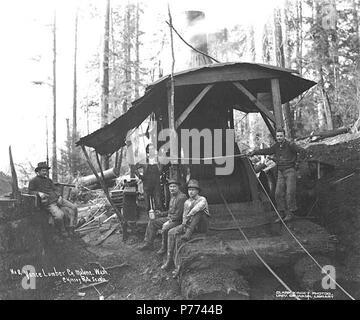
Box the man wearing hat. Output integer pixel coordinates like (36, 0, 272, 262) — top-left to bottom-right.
(28, 162, 78, 236)
(138, 178, 187, 252)
(135, 143, 163, 212)
(161, 179, 210, 271)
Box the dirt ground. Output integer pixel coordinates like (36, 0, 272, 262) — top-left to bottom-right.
(39, 132, 360, 300)
(45, 231, 182, 300)
(303, 133, 360, 285)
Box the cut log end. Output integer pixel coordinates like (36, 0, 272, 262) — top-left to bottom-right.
(180, 267, 250, 300)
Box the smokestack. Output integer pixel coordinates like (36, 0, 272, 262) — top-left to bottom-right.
(185, 10, 213, 68)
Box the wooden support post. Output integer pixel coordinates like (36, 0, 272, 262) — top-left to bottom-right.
(271, 78, 284, 129)
(167, 83, 176, 146)
(167, 84, 178, 180)
(175, 84, 214, 129)
(232, 82, 276, 123)
(242, 157, 259, 202)
(167, 6, 179, 180)
(95, 152, 108, 193)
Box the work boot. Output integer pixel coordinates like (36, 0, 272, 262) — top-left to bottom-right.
(283, 211, 295, 222)
(274, 211, 286, 223)
(161, 236, 175, 271)
(138, 242, 154, 251)
(157, 234, 167, 255)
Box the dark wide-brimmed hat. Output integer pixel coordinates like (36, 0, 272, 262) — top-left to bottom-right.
(35, 161, 51, 172)
(187, 179, 200, 191)
(167, 179, 181, 186)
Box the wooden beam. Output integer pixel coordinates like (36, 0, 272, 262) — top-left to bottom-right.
(232, 82, 276, 123)
(271, 78, 284, 128)
(173, 65, 280, 87)
(242, 158, 259, 202)
(167, 82, 175, 132)
(95, 152, 108, 193)
(175, 84, 214, 129)
(167, 80, 178, 174)
(261, 113, 276, 139)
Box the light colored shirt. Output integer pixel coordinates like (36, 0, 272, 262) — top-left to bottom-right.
(182, 195, 209, 225)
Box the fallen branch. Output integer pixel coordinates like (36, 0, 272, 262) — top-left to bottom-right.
(76, 204, 106, 230)
(78, 280, 109, 291)
(94, 224, 119, 246)
(105, 262, 129, 271)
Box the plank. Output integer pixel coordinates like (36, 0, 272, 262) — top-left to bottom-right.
(174, 65, 278, 87)
(175, 84, 214, 128)
(232, 82, 276, 123)
(94, 224, 118, 246)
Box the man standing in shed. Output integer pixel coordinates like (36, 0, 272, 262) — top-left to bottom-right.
(248, 128, 306, 222)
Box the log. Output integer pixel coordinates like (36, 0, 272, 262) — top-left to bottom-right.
(181, 267, 250, 300)
(77, 167, 119, 187)
(296, 127, 350, 142)
(176, 220, 336, 277)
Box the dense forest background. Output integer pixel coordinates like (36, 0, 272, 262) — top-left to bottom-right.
(5, 0, 360, 185)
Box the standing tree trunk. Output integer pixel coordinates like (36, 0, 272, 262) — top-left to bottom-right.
(314, 0, 334, 131)
(134, 1, 140, 100)
(273, 7, 294, 139)
(248, 25, 257, 149)
(45, 115, 49, 166)
(352, 0, 360, 132)
(328, 0, 338, 125)
(66, 118, 71, 173)
(294, 0, 303, 132)
(52, 10, 58, 182)
(101, 0, 110, 169)
(72, 9, 78, 175)
(123, 4, 132, 113)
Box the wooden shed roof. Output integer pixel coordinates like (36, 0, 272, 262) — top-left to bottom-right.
(76, 62, 316, 155)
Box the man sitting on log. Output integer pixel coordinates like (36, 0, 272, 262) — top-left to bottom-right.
(161, 179, 210, 271)
(248, 128, 306, 222)
(28, 162, 78, 237)
(138, 179, 187, 252)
